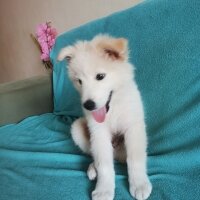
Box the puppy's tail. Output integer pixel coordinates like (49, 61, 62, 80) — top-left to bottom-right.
(71, 118, 91, 154)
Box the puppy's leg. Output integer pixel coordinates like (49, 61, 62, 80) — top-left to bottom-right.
(71, 118, 98, 180)
(87, 162, 97, 180)
(87, 134, 127, 181)
(90, 125, 115, 200)
(125, 122, 152, 200)
(71, 118, 90, 154)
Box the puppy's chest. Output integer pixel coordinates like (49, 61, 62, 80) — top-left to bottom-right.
(107, 114, 126, 136)
(107, 106, 130, 135)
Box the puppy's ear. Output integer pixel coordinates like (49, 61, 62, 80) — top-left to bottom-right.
(94, 35, 128, 61)
(57, 46, 74, 62)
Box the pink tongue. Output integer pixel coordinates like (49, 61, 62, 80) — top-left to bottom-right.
(92, 106, 106, 123)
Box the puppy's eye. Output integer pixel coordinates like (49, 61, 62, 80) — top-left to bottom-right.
(78, 79, 82, 85)
(96, 73, 106, 81)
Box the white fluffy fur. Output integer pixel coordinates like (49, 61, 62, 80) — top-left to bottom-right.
(58, 35, 152, 200)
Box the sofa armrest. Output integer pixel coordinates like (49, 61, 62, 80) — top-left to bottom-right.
(0, 75, 53, 126)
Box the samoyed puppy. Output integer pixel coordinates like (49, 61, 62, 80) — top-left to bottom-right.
(58, 34, 152, 200)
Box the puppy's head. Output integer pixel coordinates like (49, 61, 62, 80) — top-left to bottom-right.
(58, 34, 133, 123)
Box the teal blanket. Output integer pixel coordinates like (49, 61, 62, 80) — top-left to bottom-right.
(1, 0, 200, 199)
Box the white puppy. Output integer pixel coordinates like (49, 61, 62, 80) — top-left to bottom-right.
(58, 35, 152, 200)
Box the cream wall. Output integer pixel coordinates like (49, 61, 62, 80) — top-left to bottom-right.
(0, 0, 142, 83)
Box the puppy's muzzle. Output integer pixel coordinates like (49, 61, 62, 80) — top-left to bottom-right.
(83, 99, 96, 111)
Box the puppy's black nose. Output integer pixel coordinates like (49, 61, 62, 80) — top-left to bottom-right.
(83, 99, 96, 111)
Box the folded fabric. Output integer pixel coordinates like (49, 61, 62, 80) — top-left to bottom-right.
(1, 0, 200, 199)
(0, 114, 131, 200)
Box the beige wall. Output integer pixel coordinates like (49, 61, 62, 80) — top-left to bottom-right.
(0, 0, 142, 83)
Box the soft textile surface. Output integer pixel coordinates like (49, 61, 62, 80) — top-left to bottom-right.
(1, 0, 200, 199)
(0, 114, 130, 200)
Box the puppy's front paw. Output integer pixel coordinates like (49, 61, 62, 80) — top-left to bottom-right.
(92, 188, 114, 200)
(130, 179, 152, 200)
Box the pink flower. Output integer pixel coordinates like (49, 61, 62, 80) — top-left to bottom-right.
(36, 24, 47, 36)
(35, 22, 57, 61)
(41, 53, 49, 61)
(41, 42, 49, 54)
(50, 28, 57, 37)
